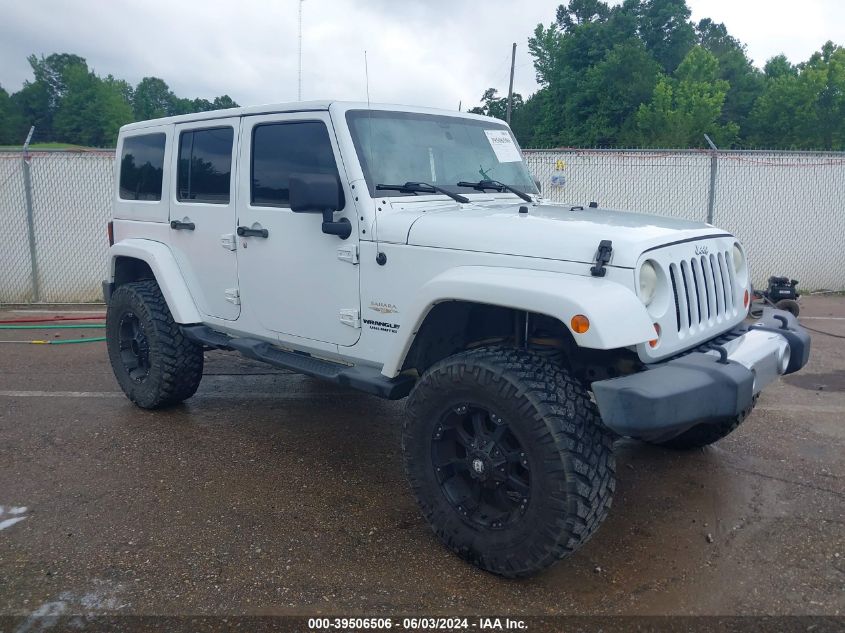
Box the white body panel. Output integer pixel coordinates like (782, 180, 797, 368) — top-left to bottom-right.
(169, 116, 242, 321)
(109, 239, 202, 324)
(107, 101, 753, 380)
(234, 111, 361, 347)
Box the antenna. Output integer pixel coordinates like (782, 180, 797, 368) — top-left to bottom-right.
(364, 50, 384, 265)
(298, 0, 305, 101)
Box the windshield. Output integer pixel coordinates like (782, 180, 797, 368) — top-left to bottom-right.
(346, 110, 538, 198)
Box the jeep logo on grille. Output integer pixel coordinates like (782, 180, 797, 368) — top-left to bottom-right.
(694, 245, 709, 255)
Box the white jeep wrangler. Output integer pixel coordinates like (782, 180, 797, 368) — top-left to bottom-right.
(104, 101, 810, 577)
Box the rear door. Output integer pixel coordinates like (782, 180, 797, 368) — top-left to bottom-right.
(168, 119, 241, 320)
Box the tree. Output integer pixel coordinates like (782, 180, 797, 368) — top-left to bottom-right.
(633, 46, 738, 147)
(10, 80, 52, 140)
(468, 88, 523, 121)
(132, 77, 173, 120)
(628, 0, 696, 73)
(695, 18, 764, 139)
(53, 66, 134, 146)
(748, 42, 845, 149)
(0, 85, 26, 144)
(555, 0, 610, 33)
(211, 95, 238, 110)
(27, 53, 87, 110)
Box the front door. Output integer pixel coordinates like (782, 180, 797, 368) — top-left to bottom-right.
(169, 118, 240, 320)
(236, 112, 360, 346)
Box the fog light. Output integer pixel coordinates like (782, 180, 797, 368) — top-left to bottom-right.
(648, 323, 661, 348)
(571, 314, 590, 334)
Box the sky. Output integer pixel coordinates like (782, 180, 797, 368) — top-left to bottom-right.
(1, 0, 843, 112)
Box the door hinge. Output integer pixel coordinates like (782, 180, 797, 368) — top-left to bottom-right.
(220, 233, 237, 251)
(337, 244, 359, 265)
(339, 308, 361, 328)
(225, 288, 241, 305)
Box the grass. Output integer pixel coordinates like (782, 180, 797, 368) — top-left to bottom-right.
(0, 142, 107, 151)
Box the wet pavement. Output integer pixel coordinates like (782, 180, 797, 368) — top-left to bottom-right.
(0, 297, 843, 617)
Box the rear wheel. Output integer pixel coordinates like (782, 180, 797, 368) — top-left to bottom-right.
(106, 280, 203, 409)
(403, 347, 615, 577)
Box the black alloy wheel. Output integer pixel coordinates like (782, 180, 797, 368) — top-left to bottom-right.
(431, 404, 531, 530)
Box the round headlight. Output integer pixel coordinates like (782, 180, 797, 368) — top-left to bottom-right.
(639, 261, 658, 305)
(732, 244, 745, 275)
(732, 243, 749, 286)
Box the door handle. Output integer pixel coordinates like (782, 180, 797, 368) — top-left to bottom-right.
(237, 226, 269, 238)
(170, 219, 195, 231)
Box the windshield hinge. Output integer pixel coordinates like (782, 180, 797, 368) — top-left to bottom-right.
(590, 240, 613, 277)
(337, 244, 359, 265)
(220, 233, 237, 251)
(339, 308, 361, 328)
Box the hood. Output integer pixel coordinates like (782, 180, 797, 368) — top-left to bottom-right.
(392, 199, 729, 269)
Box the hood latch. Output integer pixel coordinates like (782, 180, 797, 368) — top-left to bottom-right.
(590, 240, 613, 277)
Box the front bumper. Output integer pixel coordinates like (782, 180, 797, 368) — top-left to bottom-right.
(591, 308, 810, 442)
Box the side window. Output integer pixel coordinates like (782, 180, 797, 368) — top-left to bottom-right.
(119, 133, 166, 201)
(251, 121, 340, 207)
(177, 127, 234, 204)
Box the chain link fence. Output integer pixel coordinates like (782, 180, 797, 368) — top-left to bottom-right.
(1, 150, 114, 303)
(0, 147, 843, 304)
(525, 149, 845, 291)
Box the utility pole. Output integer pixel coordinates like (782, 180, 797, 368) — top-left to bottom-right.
(298, 0, 305, 101)
(506, 42, 516, 125)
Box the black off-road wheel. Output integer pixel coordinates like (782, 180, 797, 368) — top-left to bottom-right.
(106, 280, 204, 409)
(403, 347, 615, 577)
(649, 394, 759, 450)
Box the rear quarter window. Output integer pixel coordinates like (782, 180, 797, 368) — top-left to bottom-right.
(119, 133, 166, 201)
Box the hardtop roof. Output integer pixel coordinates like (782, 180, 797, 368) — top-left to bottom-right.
(118, 100, 496, 133)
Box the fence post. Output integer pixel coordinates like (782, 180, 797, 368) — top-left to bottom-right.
(704, 134, 718, 225)
(21, 126, 40, 303)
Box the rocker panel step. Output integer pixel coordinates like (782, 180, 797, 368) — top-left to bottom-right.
(181, 325, 414, 400)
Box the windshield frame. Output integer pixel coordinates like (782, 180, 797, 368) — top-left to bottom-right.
(345, 109, 538, 199)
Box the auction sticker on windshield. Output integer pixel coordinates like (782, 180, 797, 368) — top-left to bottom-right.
(484, 129, 522, 162)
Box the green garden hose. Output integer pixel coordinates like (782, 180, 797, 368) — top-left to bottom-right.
(0, 337, 106, 344)
(0, 324, 105, 330)
(0, 322, 106, 344)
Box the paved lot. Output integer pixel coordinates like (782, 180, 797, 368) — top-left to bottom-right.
(0, 297, 843, 618)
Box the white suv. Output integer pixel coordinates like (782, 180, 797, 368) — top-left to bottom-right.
(104, 101, 810, 576)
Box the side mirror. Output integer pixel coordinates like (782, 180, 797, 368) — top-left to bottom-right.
(289, 173, 350, 239)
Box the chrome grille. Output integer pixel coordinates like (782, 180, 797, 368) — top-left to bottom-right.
(668, 250, 737, 335)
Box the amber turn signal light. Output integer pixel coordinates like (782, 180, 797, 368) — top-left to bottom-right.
(648, 323, 661, 348)
(743, 289, 749, 308)
(570, 314, 590, 334)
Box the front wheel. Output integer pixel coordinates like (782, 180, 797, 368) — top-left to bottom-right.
(403, 347, 615, 577)
(106, 280, 204, 409)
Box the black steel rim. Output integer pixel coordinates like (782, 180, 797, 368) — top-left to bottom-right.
(118, 311, 151, 382)
(431, 403, 531, 529)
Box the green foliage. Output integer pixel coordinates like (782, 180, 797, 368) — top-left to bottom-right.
(632, 47, 738, 147)
(476, 0, 844, 149)
(747, 42, 845, 149)
(1, 53, 240, 147)
(467, 88, 523, 120)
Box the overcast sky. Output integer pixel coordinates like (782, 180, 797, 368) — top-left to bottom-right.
(1, 0, 843, 111)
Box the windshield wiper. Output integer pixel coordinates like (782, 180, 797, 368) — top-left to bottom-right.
(457, 180, 533, 203)
(375, 182, 469, 204)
